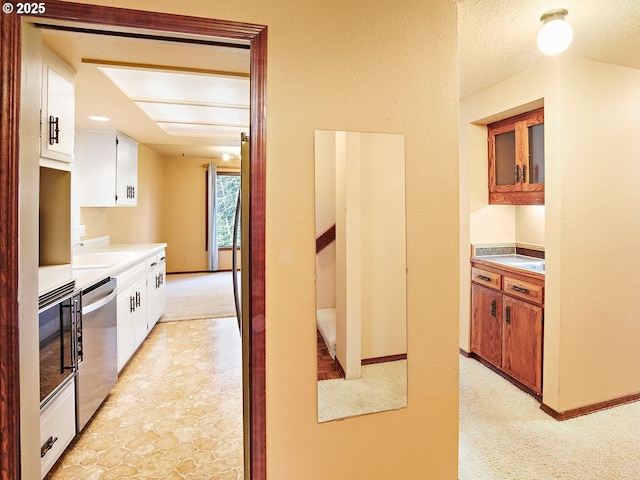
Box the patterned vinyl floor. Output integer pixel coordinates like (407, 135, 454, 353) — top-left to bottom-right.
(46, 317, 244, 480)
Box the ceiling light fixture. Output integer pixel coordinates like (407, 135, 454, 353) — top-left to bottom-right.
(222, 153, 231, 161)
(88, 115, 111, 122)
(537, 9, 573, 55)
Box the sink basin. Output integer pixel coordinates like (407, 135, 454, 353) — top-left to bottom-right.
(73, 251, 136, 269)
(517, 261, 545, 272)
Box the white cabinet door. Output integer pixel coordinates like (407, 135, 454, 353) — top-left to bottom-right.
(115, 133, 138, 206)
(132, 276, 148, 349)
(40, 47, 75, 167)
(147, 259, 166, 329)
(116, 287, 135, 372)
(75, 129, 138, 207)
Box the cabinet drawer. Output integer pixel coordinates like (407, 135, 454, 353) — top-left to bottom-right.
(471, 267, 501, 290)
(503, 276, 544, 305)
(40, 380, 76, 478)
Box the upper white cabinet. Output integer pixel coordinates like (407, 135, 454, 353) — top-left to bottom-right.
(40, 46, 75, 169)
(75, 129, 138, 207)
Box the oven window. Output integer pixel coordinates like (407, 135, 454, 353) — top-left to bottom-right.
(39, 297, 75, 404)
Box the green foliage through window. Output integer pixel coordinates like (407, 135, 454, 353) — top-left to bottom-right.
(216, 174, 241, 247)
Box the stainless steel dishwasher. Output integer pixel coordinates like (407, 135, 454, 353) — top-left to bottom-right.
(77, 277, 117, 432)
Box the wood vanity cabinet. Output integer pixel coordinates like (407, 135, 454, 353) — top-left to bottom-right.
(470, 264, 544, 395)
(488, 107, 544, 205)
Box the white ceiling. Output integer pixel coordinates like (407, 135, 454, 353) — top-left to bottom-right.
(458, 0, 640, 99)
(41, 28, 250, 160)
(41, 1, 640, 158)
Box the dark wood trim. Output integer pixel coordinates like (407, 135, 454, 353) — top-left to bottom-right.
(334, 357, 346, 378)
(489, 191, 544, 205)
(468, 353, 542, 403)
(315, 224, 336, 254)
(248, 25, 267, 480)
(2, 2, 267, 479)
(515, 247, 545, 259)
(541, 392, 640, 421)
(0, 10, 22, 480)
(361, 353, 407, 365)
(459, 348, 471, 358)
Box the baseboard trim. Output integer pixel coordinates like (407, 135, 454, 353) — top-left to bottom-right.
(361, 353, 407, 365)
(459, 348, 471, 358)
(540, 392, 640, 421)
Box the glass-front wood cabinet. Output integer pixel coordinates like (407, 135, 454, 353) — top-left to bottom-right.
(488, 107, 544, 205)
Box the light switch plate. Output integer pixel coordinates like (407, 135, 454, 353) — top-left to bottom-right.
(79, 225, 86, 237)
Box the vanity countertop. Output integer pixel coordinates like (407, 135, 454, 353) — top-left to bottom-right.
(472, 254, 545, 278)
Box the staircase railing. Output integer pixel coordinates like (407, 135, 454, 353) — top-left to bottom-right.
(315, 224, 336, 254)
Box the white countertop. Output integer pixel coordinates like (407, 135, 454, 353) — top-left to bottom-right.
(473, 254, 545, 275)
(72, 237, 167, 290)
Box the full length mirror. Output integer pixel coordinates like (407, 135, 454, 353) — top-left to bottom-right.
(315, 130, 407, 422)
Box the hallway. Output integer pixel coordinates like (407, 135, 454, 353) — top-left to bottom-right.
(46, 317, 243, 479)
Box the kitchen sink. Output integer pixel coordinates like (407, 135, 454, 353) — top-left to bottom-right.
(517, 261, 545, 272)
(73, 251, 136, 269)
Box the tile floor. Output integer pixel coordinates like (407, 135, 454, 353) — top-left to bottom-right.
(46, 317, 244, 480)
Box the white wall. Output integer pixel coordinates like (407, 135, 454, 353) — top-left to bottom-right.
(516, 206, 545, 247)
(314, 130, 337, 310)
(549, 57, 640, 411)
(28, 2, 461, 478)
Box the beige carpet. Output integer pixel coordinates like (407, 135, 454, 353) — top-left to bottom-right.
(459, 355, 640, 479)
(161, 272, 239, 322)
(317, 360, 407, 422)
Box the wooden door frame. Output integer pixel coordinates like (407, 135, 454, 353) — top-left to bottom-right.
(0, 2, 267, 478)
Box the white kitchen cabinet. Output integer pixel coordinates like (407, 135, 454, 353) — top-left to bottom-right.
(40, 380, 76, 479)
(114, 247, 166, 372)
(75, 129, 138, 207)
(115, 262, 147, 372)
(40, 46, 75, 169)
(147, 251, 166, 329)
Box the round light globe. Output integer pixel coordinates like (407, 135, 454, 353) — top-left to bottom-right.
(537, 18, 573, 55)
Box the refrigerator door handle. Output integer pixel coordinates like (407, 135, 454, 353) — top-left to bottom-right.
(232, 176, 242, 333)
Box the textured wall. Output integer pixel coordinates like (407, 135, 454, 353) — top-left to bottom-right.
(41, 1, 461, 478)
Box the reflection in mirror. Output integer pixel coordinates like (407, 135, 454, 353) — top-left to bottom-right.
(315, 130, 407, 423)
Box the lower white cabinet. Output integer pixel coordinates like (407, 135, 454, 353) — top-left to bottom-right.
(115, 248, 166, 372)
(40, 380, 76, 479)
(147, 252, 166, 329)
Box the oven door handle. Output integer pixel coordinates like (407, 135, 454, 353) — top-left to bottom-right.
(82, 289, 117, 316)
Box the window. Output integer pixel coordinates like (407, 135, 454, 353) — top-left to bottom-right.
(215, 174, 241, 247)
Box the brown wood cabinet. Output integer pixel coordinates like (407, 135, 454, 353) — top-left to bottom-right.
(488, 107, 544, 205)
(470, 263, 544, 395)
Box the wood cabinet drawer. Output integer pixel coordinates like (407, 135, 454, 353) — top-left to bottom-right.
(503, 276, 544, 305)
(471, 267, 501, 290)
